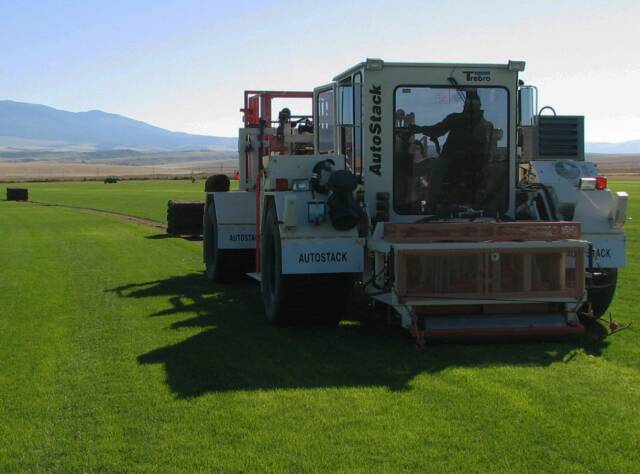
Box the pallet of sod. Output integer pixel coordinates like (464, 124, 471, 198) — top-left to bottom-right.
(166, 200, 204, 235)
(6, 188, 28, 201)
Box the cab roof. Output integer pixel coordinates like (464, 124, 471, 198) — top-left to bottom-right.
(332, 58, 525, 82)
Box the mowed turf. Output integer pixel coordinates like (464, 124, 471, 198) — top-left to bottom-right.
(0, 183, 639, 472)
(1, 179, 238, 223)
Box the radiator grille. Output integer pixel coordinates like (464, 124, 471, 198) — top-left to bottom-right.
(534, 116, 584, 160)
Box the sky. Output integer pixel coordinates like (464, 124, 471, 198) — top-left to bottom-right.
(1, 0, 639, 142)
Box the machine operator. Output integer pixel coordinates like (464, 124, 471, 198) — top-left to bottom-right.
(409, 89, 495, 208)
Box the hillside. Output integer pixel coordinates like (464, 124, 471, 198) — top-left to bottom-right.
(0, 100, 236, 151)
(2, 99, 639, 157)
(586, 140, 640, 154)
(588, 153, 640, 174)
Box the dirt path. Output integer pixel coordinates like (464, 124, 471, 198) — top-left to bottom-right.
(26, 200, 203, 242)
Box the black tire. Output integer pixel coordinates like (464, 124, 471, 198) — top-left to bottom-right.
(587, 268, 618, 319)
(260, 205, 353, 325)
(203, 198, 223, 281)
(203, 196, 254, 283)
(205, 174, 230, 192)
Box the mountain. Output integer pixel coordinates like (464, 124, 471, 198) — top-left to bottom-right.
(586, 140, 640, 154)
(0, 100, 236, 151)
(3, 99, 638, 155)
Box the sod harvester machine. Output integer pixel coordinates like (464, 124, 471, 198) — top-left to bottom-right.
(202, 59, 628, 343)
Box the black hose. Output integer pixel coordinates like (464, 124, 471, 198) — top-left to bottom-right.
(538, 183, 558, 221)
(310, 159, 333, 198)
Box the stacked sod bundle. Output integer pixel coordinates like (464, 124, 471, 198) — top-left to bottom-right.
(166, 200, 205, 235)
(6, 188, 29, 201)
(166, 175, 230, 235)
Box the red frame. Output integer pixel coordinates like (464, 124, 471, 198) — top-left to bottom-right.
(241, 90, 313, 127)
(241, 91, 313, 272)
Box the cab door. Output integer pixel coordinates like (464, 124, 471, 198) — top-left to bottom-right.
(335, 74, 363, 175)
(313, 83, 337, 154)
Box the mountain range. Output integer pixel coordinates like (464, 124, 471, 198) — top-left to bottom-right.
(1, 100, 639, 154)
(585, 140, 640, 154)
(0, 100, 236, 152)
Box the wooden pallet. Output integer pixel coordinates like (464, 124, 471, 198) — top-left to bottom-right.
(383, 221, 581, 243)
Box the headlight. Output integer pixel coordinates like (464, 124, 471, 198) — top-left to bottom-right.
(292, 179, 310, 192)
(579, 177, 596, 190)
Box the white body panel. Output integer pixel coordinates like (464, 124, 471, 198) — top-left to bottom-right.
(281, 238, 364, 274)
(263, 154, 344, 191)
(530, 160, 597, 190)
(270, 190, 357, 239)
(261, 154, 363, 275)
(531, 160, 627, 268)
(218, 225, 256, 249)
(585, 233, 625, 268)
(208, 191, 256, 250)
(210, 191, 255, 224)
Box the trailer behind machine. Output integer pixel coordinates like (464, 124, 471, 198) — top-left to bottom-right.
(202, 59, 628, 345)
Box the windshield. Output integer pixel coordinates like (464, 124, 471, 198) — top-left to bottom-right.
(393, 86, 509, 216)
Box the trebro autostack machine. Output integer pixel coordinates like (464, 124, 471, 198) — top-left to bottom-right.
(201, 59, 628, 345)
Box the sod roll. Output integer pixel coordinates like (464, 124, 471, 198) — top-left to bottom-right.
(166, 200, 205, 235)
(6, 188, 29, 201)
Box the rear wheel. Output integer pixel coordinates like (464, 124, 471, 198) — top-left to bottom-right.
(260, 205, 353, 325)
(205, 174, 230, 192)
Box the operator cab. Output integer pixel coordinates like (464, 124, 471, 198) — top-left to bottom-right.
(317, 59, 521, 225)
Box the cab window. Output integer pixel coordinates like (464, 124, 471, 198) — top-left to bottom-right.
(317, 89, 335, 153)
(353, 73, 363, 175)
(393, 86, 509, 215)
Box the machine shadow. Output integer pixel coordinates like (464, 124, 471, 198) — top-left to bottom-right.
(107, 273, 609, 398)
(144, 234, 202, 242)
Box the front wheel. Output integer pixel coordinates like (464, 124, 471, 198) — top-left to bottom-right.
(260, 205, 353, 325)
(587, 268, 618, 319)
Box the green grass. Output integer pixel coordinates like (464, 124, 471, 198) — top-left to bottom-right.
(1, 179, 238, 223)
(0, 182, 638, 472)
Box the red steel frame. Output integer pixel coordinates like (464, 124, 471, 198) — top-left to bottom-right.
(241, 91, 313, 272)
(241, 90, 313, 127)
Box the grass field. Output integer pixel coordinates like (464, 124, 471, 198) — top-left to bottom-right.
(0, 182, 638, 471)
(1, 179, 238, 223)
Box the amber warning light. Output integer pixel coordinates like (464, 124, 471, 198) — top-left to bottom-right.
(275, 178, 289, 191)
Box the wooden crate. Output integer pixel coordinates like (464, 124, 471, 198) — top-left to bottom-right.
(396, 247, 584, 299)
